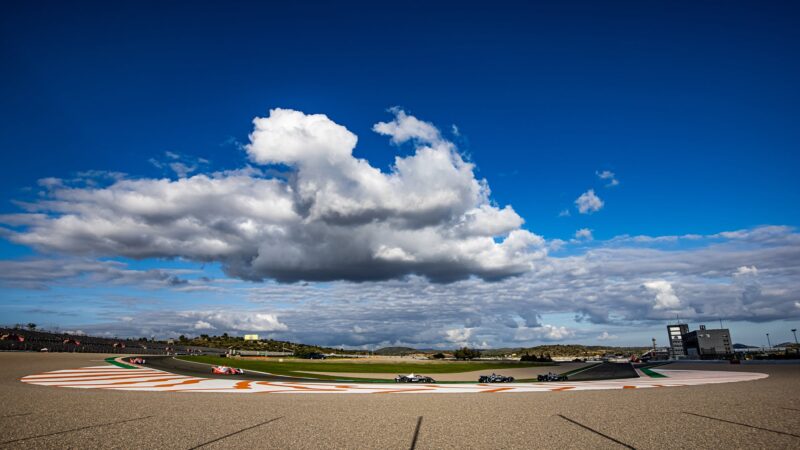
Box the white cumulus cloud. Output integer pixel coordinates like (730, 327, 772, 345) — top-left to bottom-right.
(514, 324, 574, 341)
(734, 265, 758, 277)
(183, 311, 287, 332)
(372, 107, 442, 145)
(1, 108, 545, 283)
(194, 320, 214, 330)
(444, 327, 473, 345)
(596, 170, 619, 187)
(643, 280, 681, 310)
(597, 331, 617, 341)
(575, 189, 604, 214)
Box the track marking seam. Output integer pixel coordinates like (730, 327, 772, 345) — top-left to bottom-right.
(0, 416, 153, 446)
(409, 416, 423, 450)
(682, 412, 800, 439)
(556, 414, 636, 449)
(188, 417, 282, 449)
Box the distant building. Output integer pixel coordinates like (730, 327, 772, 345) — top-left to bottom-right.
(243, 334, 259, 341)
(682, 325, 733, 359)
(667, 323, 689, 359)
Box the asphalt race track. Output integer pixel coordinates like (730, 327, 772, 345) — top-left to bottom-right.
(142, 356, 636, 384)
(3, 352, 800, 449)
(567, 362, 639, 381)
(142, 356, 316, 382)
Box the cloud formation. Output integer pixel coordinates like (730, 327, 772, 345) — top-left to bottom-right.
(643, 280, 682, 310)
(5, 226, 799, 347)
(596, 170, 619, 187)
(1, 108, 545, 283)
(597, 331, 618, 341)
(0, 258, 189, 290)
(181, 311, 287, 332)
(575, 189, 604, 214)
(734, 265, 758, 277)
(149, 151, 209, 178)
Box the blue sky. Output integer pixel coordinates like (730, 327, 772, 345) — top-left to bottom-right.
(1, 1, 799, 348)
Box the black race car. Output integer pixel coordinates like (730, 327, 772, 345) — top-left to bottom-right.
(478, 373, 515, 383)
(537, 372, 568, 382)
(394, 373, 436, 383)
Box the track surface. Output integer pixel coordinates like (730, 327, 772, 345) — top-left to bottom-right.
(20, 357, 768, 394)
(143, 356, 315, 382)
(145, 356, 618, 383)
(568, 362, 639, 381)
(4, 353, 799, 449)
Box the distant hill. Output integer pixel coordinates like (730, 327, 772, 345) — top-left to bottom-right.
(374, 346, 419, 356)
(374, 344, 651, 358)
(178, 334, 365, 354)
(482, 344, 648, 358)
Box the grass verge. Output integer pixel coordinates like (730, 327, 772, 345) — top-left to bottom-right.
(639, 367, 667, 378)
(104, 357, 137, 369)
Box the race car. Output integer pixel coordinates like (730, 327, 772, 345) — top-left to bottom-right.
(129, 357, 146, 365)
(211, 365, 245, 375)
(394, 373, 435, 383)
(537, 372, 568, 382)
(478, 373, 515, 383)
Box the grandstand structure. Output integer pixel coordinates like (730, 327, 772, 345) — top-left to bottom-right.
(0, 327, 222, 355)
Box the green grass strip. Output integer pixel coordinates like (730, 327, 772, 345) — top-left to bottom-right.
(639, 367, 667, 378)
(104, 357, 137, 369)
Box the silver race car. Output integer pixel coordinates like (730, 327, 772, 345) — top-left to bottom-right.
(394, 373, 436, 383)
(478, 373, 515, 383)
